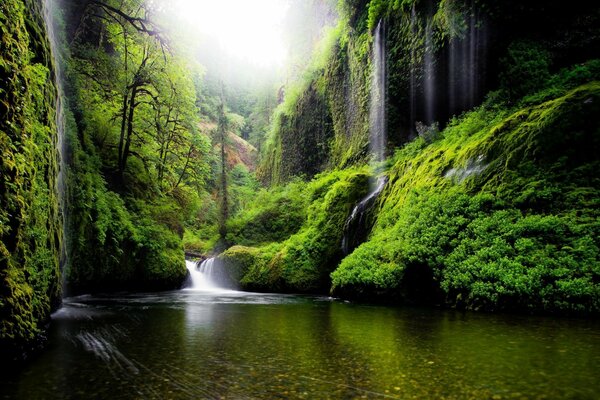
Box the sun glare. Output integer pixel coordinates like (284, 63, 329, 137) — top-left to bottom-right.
(174, 0, 289, 68)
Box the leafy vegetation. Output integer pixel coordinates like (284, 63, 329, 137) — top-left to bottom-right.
(332, 81, 600, 313)
(222, 168, 370, 292)
(56, 0, 212, 292)
(2, 0, 600, 362)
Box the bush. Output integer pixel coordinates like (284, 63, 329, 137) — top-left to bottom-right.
(499, 41, 552, 102)
(222, 168, 371, 292)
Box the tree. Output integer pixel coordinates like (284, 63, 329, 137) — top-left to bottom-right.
(217, 85, 229, 239)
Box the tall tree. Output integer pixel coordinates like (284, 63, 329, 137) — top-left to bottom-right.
(217, 85, 229, 239)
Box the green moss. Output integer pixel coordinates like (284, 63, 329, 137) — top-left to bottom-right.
(0, 0, 62, 359)
(331, 82, 600, 314)
(226, 178, 309, 246)
(221, 167, 371, 292)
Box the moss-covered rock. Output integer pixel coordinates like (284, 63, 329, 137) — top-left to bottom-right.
(221, 168, 371, 292)
(259, 0, 600, 184)
(332, 82, 600, 314)
(0, 0, 62, 360)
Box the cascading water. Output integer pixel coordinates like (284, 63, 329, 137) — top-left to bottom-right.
(369, 19, 387, 165)
(185, 258, 230, 291)
(43, 0, 69, 278)
(341, 176, 388, 255)
(423, 20, 435, 124)
(409, 5, 418, 132)
(447, 2, 486, 117)
(341, 20, 389, 256)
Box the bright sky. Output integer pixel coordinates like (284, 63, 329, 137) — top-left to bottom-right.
(174, 0, 289, 68)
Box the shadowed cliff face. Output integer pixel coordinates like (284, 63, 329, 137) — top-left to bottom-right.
(259, 0, 600, 185)
(0, 0, 62, 361)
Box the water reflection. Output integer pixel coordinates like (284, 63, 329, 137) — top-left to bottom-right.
(1, 291, 599, 399)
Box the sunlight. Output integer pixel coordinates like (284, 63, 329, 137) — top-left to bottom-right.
(174, 0, 289, 68)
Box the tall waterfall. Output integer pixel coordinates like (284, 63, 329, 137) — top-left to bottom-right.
(185, 258, 231, 291)
(341, 21, 389, 256)
(369, 19, 387, 164)
(43, 0, 68, 274)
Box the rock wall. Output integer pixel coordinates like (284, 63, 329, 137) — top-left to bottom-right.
(0, 0, 62, 361)
(259, 0, 600, 184)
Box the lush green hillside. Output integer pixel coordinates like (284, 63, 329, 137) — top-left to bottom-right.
(332, 80, 600, 313)
(1, 0, 599, 365)
(221, 76, 600, 313)
(219, 0, 600, 314)
(258, 0, 600, 184)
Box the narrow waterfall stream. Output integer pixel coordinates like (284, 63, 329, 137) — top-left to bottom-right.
(43, 0, 69, 278)
(341, 18, 389, 256)
(369, 19, 387, 164)
(342, 176, 388, 255)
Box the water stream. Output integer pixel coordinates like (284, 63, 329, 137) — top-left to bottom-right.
(43, 0, 69, 277)
(1, 290, 598, 399)
(369, 19, 387, 164)
(342, 176, 388, 255)
(341, 21, 389, 256)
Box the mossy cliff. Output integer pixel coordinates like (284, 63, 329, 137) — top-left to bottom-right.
(0, 0, 62, 360)
(54, 0, 203, 294)
(223, 168, 370, 292)
(332, 82, 600, 313)
(221, 0, 600, 314)
(223, 79, 600, 313)
(259, 0, 599, 185)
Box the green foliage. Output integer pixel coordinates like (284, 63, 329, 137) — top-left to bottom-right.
(223, 244, 285, 291)
(133, 212, 187, 289)
(519, 59, 600, 106)
(258, 22, 347, 185)
(56, 0, 212, 293)
(226, 178, 308, 246)
(223, 168, 370, 292)
(332, 82, 600, 313)
(0, 0, 62, 358)
(499, 41, 552, 102)
(367, 0, 388, 31)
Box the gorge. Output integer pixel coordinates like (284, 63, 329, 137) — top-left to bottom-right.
(1, 0, 599, 398)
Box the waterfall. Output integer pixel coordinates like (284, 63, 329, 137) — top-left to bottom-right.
(341, 19, 389, 256)
(341, 176, 388, 255)
(409, 5, 418, 134)
(43, 0, 69, 276)
(423, 21, 435, 124)
(370, 19, 387, 164)
(447, 0, 487, 118)
(185, 258, 230, 291)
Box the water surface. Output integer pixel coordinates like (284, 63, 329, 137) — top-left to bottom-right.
(1, 289, 599, 399)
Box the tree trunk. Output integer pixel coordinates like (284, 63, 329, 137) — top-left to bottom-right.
(120, 85, 138, 175)
(117, 91, 128, 172)
(218, 88, 228, 239)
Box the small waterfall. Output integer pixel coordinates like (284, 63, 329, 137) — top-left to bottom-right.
(43, 0, 69, 276)
(341, 176, 388, 255)
(370, 19, 387, 164)
(444, 155, 487, 183)
(185, 258, 230, 291)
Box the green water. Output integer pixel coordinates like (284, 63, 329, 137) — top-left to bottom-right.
(1, 290, 599, 399)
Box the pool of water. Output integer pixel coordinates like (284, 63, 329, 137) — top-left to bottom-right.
(1, 289, 599, 399)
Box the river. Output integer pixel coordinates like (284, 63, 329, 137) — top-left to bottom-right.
(1, 279, 599, 399)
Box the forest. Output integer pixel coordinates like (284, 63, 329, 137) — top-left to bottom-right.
(0, 0, 599, 398)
